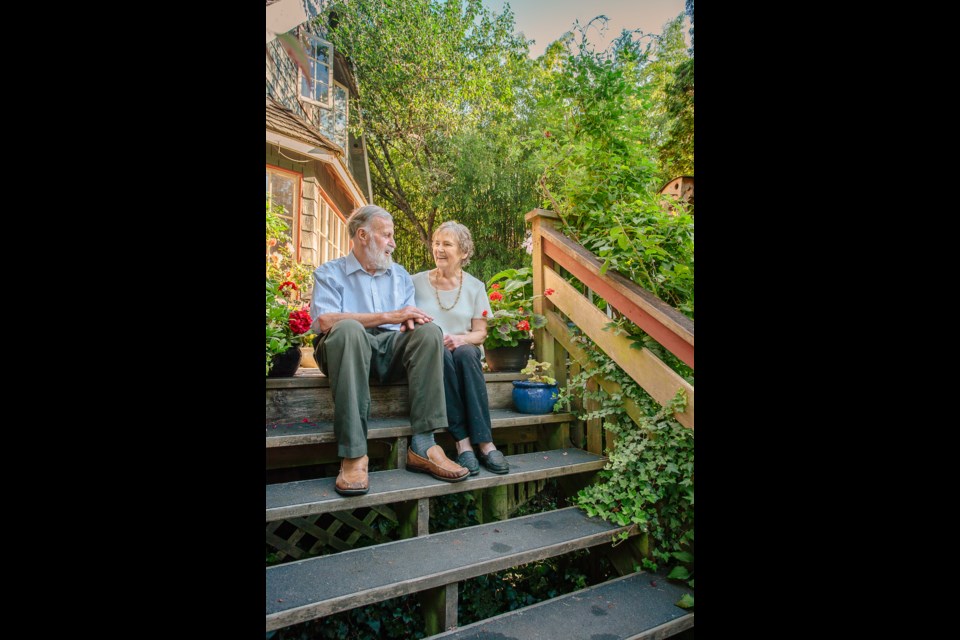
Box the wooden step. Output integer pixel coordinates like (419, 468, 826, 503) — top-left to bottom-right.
(427, 571, 694, 639)
(266, 408, 574, 448)
(266, 448, 605, 521)
(265, 506, 634, 631)
(267, 371, 526, 424)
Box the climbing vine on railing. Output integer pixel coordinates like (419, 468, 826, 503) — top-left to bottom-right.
(555, 331, 694, 588)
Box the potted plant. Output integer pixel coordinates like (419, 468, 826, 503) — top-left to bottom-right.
(483, 267, 554, 371)
(266, 199, 315, 377)
(266, 280, 314, 377)
(512, 358, 559, 415)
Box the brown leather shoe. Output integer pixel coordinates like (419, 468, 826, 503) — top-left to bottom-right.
(407, 445, 469, 482)
(335, 455, 369, 496)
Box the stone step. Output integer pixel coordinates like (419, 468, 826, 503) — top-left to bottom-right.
(266, 371, 528, 424)
(265, 506, 635, 632)
(427, 571, 694, 639)
(266, 448, 605, 521)
(266, 408, 574, 449)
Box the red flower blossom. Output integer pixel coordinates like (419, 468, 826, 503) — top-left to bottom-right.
(544, 288, 555, 296)
(288, 310, 312, 335)
(516, 320, 530, 331)
(482, 310, 488, 317)
(491, 283, 500, 290)
(489, 291, 504, 302)
(279, 281, 299, 292)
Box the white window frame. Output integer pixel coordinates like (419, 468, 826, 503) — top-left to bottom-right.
(266, 166, 301, 260)
(298, 33, 334, 108)
(317, 198, 348, 263)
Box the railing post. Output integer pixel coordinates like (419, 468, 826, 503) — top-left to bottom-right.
(526, 209, 570, 451)
(525, 209, 560, 365)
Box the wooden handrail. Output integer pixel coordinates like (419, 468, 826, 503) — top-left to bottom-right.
(526, 209, 694, 430)
(538, 224, 693, 368)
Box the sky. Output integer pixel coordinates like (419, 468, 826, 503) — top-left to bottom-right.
(482, 0, 687, 58)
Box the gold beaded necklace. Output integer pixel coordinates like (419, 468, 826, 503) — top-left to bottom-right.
(433, 268, 463, 311)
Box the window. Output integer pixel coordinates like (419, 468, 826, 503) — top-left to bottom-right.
(266, 166, 300, 259)
(318, 199, 347, 262)
(298, 33, 333, 108)
(320, 81, 350, 153)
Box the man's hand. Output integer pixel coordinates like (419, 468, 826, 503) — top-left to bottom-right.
(443, 334, 470, 351)
(389, 306, 434, 332)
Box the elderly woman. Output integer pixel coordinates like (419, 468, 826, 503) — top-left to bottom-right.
(412, 221, 510, 475)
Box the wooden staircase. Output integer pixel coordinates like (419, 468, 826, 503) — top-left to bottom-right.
(265, 368, 694, 637)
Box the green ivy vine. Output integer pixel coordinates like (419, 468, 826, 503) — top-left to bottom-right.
(555, 331, 694, 590)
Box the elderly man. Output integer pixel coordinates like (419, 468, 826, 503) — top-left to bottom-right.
(311, 205, 469, 496)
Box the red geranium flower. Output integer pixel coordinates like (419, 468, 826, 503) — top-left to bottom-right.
(288, 310, 312, 335)
(516, 320, 530, 331)
(490, 291, 504, 302)
(544, 288, 555, 296)
(482, 310, 488, 317)
(279, 281, 299, 292)
(491, 283, 500, 290)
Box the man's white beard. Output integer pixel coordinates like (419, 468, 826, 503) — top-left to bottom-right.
(367, 237, 393, 271)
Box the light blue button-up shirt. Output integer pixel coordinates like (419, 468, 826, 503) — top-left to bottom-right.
(310, 252, 415, 333)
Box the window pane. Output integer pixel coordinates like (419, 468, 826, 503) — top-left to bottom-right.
(315, 64, 329, 88)
(270, 174, 295, 217)
(334, 84, 348, 151)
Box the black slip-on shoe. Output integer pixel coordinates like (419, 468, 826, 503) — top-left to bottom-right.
(478, 449, 509, 474)
(457, 450, 480, 475)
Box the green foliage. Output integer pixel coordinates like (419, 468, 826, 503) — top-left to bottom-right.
(428, 492, 480, 533)
(322, 0, 537, 273)
(555, 332, 694, 588)
(458, 554, 592, 625)
(641, 15, 694, 183)
(274, 594, 426, 640)
(531, 22, 660, 226)
(530, 17, 694, 316)
(519, 358, 556, 385)
(433, 128, 541, 283)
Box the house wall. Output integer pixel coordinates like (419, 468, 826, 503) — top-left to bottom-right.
(266, 30, 334, 145)
(266, 142, 352, 270)
(267, 23, 369, 272)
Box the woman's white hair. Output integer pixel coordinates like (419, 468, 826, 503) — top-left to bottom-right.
(434, 220, 475, 266)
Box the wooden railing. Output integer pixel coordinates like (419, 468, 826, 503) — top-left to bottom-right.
(526, 209, 695, 451)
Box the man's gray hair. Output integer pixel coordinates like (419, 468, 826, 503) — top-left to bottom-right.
(347, 204, 393, 238)
(434, 220, 475, 267)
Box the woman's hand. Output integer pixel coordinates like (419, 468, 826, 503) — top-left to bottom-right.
(443, 334, 471, 351)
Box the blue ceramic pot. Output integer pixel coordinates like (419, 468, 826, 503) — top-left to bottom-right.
(512, 380, 559, 415)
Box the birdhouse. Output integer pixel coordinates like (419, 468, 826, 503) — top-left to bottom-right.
(658, 176, 694, 213)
